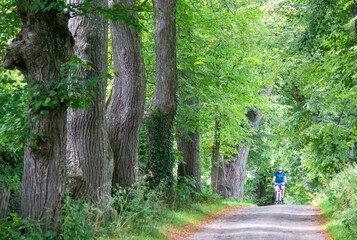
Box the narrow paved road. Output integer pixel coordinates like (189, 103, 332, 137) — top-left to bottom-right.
(190, 205, 325, 240)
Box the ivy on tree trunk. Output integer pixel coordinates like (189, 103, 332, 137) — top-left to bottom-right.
(146, 0, 177, 192)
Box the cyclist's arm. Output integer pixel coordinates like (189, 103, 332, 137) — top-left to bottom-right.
(284, 176, 287, 184)
(272, 176, 276, 184)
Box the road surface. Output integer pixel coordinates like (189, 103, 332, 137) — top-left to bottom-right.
(190, 205, 325, 240)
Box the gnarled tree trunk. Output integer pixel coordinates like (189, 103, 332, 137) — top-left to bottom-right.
(225, 88, 272, 200)
(107, 0, 147, 189)
(146, 0, 177, 189)
(66, 0, 110, 203)
(225, 143, 252, 199)
(3, 0, 73, 224)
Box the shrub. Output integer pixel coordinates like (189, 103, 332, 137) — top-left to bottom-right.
(321, 166, 357, 239)
(107, 175, 166, 237)
(60, 195, 94, 240)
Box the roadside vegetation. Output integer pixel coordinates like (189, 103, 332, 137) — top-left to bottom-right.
(320, 167, 357, 240)
(0, 177, 252, 240)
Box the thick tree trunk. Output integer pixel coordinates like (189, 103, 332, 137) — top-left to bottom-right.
(210, 117, 226, 198)
(146, 0, 177, 189)
(225, 88, 272, 200)
(225, 144, 251, 200)
(177, 129, 201, 192)
(107, 0, 147, 189)
(66, 0, 110, 203)
(3, 0, 73, 224)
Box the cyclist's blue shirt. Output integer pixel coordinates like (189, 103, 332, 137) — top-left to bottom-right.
(274, 171, 286, 183)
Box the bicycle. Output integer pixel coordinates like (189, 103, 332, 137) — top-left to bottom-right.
(274, 183, 285, 205)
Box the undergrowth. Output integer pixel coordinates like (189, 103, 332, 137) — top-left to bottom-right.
(320, 166, 357, 240)
(0, 175, 251, 240)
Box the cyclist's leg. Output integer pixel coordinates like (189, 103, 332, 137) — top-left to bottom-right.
(274, 185, 278, 200)
(281, 185, 285, 198)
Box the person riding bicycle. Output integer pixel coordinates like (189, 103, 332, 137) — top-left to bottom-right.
(272, 166, 287, 202)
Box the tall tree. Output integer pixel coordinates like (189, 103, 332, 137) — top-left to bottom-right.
(66, 0, 110, 202)
(3, 0, 73, 224)
(146, 0, 177, 190)
(210, 116, 227, 198)
(107, 0, 147, 189)
(225, 88, 271, 200)
(176, 102, 201, 191)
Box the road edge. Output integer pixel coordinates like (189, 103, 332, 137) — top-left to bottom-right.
(165, 205, 247, 240)
(315, 206, 333, 240)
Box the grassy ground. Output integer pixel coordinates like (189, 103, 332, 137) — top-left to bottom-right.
(320, 199, 350, 240)
(99, 200, 254, 240)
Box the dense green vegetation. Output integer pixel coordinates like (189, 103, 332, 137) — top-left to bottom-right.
(320, 167, 357, 239)
(1, 0, 357, 239)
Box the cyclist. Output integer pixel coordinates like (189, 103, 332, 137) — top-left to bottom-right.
(272, 166, 287, 202)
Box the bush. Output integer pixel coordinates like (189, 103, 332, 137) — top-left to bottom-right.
(0, 193, 94, 240)
(320, 166, 357, 239)
(0, 175, 223, 239)
(106, 176, 167, 237)
(60, 195, 94, 240)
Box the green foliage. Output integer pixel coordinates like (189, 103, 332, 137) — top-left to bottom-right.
(107, 176, 166, 237)
(60, 195, 94, 240)
(0, 192, 95, 240)
(28, 55, 100, 113)
(320, 167, 357, 239)
(99, 1, 151, 32)
(138, 123, 148, 175)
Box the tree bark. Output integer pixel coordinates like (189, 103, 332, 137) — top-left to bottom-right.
(177, 129, 201, 192)
(351, 1, 357, 41)
(225, 144, 252, 200)
(66, 0, 110, 203)
(349, 146, 354, 166)
(3, 0, 73, 224)
(0, 189, 10, 219)
(146, 0, 177, 189)
(210, 116, 227, 198)
(225, 88, 272, 200)
(107, 0, 147, 189)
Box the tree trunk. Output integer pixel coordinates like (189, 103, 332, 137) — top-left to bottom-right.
(210, 116, 226, 198)
(107, 0, 147, 189)
(225, 145, 251, 200)
(66, 0, 110, 203)
(146, 0, 177, 189)
(0, 189, 10, 219)
(177, 129, 201, 192)
(351, 1, 357, 41)
(3, 0, 73, 224)
(225, 88, 272, 200)
(349, 146, 354, 166)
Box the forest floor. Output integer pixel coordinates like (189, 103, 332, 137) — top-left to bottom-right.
(169, 205, 332, 240)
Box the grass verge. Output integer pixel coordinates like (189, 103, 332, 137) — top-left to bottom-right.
(320, 199, 350, 240)
(319, 166, 357, 240)
(99, 200, 254, 240)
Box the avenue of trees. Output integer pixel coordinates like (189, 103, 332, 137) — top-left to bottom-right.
(1, 0, 357, 238)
